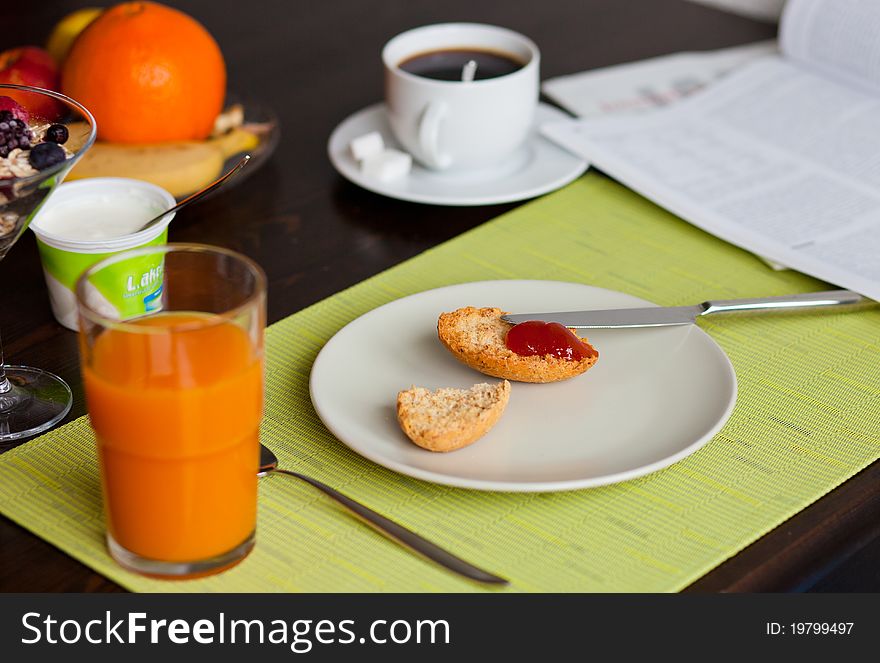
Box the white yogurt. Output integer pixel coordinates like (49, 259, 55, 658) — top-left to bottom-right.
(31, 178, 175, 252)
(34, 189, 163, 240)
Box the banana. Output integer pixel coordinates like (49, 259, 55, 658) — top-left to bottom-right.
(65, 127, 260, 197)
(67, 141, 225, 198)
(212, 127, 261, 159)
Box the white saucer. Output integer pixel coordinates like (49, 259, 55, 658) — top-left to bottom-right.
(310, 280, 737, 492)
(327, 103, 589, 206)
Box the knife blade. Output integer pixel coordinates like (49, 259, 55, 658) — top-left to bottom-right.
(502, 305, 703, 328)
(500, 290, 866, 329)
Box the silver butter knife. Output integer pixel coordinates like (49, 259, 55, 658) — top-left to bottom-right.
(501, 290, 867, 329)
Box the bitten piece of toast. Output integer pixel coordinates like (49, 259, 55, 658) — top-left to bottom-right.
(438, 306, 598, 383)
(396, 381, 511, 452)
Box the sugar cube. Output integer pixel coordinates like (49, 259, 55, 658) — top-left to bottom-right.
(350, 131, 385, 162)
(360, 149, 412, 182)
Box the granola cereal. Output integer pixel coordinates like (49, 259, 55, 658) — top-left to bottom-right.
(0, 212, 16, 236)
(1, 148, 39, 178)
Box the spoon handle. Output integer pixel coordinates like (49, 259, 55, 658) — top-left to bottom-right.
(267, 468, 509, 585)
(137, 154, 251, 232)
(175, 153, 251, 208)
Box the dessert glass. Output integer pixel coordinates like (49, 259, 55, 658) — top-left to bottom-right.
(0, 84, 97, 440)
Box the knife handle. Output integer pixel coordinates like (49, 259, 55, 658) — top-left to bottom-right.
(701, 290, 867, 316)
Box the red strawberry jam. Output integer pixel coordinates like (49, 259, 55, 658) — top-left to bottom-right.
(505, 320, 598, 361)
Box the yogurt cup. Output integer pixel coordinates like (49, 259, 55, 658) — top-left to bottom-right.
(29, 178, 176, 331)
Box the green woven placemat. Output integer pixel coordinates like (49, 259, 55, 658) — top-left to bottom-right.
(1, 174, 878, 592)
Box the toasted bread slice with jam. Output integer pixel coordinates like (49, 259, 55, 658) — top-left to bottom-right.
(437, 306, 598, 383)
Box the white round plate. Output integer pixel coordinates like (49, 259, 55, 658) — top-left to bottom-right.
(327, 103, 588, 206)
(309, 280, 737, 492)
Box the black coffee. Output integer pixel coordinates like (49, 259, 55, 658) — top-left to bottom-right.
(399, 48, 524, 81)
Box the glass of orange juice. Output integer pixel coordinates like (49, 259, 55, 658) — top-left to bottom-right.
(75, 243, 266, 578)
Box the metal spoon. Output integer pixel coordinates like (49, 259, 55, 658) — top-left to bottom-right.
(258, 444, 509, 585)
(136, 154, 251, 233)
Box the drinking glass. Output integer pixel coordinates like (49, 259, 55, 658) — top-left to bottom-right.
(76, 244, 266, 577)
(0, 84, 96, 440)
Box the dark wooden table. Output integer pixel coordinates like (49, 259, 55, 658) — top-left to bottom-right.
(2, 0, 877, 592)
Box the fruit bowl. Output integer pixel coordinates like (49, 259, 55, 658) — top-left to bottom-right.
(0, 83, 96, 259)
(63, 97, 279, 201)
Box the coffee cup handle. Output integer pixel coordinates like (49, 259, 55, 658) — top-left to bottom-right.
(418, 101, 452, 169)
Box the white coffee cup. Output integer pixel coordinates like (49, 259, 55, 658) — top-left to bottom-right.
(383, 23, 540, 171)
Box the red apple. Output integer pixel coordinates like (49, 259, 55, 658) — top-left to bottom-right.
(0, 46, 61, 121)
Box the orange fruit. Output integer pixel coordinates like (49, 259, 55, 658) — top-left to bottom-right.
(61, 1, 225, 143)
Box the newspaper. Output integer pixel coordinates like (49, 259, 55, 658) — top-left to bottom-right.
(542, 40, 777, 119)
(687, 0, 785, 22)
(542, 0, 880, 300)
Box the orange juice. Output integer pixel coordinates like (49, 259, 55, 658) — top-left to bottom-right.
(83, 313, 263, 563)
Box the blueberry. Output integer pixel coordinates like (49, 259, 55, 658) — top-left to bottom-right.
(44, 124, 69, 144)
(0, 111, 32, 158)
(28, 142, 66, 170)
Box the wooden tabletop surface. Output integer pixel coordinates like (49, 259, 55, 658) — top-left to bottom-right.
(2, 0, 877, 592)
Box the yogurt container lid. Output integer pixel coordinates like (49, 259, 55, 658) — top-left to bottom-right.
(30, 177, 176, 253)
